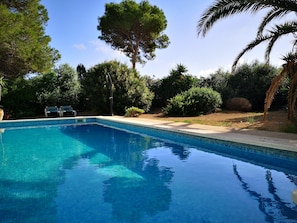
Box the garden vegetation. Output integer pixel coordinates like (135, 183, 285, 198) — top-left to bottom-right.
(0, 0, 294, 128)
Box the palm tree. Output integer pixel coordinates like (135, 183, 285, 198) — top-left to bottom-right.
(264, 52, 297, 121)
(197, 0, 297, 121)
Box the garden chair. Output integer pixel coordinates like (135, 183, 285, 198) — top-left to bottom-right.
(44, 106, 60, 117)
(59, 105, 77, 117)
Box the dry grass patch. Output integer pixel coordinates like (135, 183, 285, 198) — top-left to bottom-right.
(141, 110, 291, 132)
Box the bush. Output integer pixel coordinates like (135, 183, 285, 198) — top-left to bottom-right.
(83, 61, 154, 115)
(226, 61, 279, 111)
(225, 97, 252, 112)
(162, 87, 222, 116)
(152, 64, 199, 107)
(2, 77, 41, 118)
(162, 94, 185, 116)
(124, 106, 145, 117)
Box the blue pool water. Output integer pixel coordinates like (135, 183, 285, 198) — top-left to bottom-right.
(0, 120, 297, 223)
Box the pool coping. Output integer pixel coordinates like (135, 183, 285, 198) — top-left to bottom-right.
(0, 116, 296, 153)
(96, 116, 297, 153)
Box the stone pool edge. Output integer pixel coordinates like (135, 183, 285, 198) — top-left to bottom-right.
(0, 115, 295, 153)
(97, 116, 297, 153)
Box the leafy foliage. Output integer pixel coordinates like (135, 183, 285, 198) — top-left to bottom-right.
(200, 62, 283, 111)
(34, 64, 81, 107)
(153, 64, 199, 107)
(228, 61, 279, 111)
(199, 68, 231, 103)
(2, 77, 40, 118)
(0, 0, 60, 79)
(197, 0, 297, 120)
(163, 87, 222, 116)
(125, 106, 145, 117)
(2, 64, 81, 118)
(197, 0, 297, 69)
(76, 63, 87, 81)
(82, 61, 154, 115)
(97, 0, 169, 69)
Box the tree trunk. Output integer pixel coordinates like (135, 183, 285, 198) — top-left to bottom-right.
(132, 60, 136, 70)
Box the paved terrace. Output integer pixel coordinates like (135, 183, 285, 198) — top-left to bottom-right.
(98, 116, 297, 153)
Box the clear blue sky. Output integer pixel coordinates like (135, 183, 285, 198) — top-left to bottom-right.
(41, 0, 292, 78)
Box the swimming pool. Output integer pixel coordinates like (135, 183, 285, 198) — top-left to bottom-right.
(0, 118, 296, 223)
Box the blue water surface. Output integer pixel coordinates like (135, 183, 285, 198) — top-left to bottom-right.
(0, 122, 296, 223)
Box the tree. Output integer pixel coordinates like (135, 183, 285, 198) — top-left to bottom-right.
(0, 0, 60, 79)
(82, 61, 154, 114)
(76, 63, 87, 81)
(264, 53, 297, 120)
(154, 64, 199, 107)
(35, 64, 81, 107)
(227, 61, 279, 111)
(200, 68, 231, 101)
(197, 0, 297, 121)
(97, 0, 170, 69)
(2, 77, 40, 118)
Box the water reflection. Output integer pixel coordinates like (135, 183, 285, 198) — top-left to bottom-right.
(61, 124, 175, 222)
(103, 158, 173, 223)
(167, 143, 191, 160)
(286, 174, 297, 186)
(1, 123, 297, 223)
(233, 164, 297, 222)
(59, 124, 297, 222)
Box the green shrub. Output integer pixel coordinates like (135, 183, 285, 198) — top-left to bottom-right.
(162, 94, 185, 116)
(225, 61, 279, 111)
(124, 106, 145, 117)
(83, 61, 154, 115)
(153, 64, 199, 107)
(162, 87, 222, 116)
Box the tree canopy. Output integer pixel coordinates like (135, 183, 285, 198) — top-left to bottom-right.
(0, 0, 60, 79)
(82, 61, 154, 114)
(34, 64, 81, 107)
(97, 0, 170, 69)
(153, 64, 199, 107)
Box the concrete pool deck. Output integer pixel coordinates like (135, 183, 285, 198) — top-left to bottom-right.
(98, 116, 297, 153)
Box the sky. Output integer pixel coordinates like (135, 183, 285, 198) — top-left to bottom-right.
(41, 0, 293, 79)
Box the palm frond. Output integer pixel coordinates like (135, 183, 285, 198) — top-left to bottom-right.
(257, 9, 288, 36)
(198, 0, 297, 121)
(265, 22, 297, 62)
(232, 34, 272, 70)
(281, 51, 297, 64)
(197, 0, 297, 37)
(198, 0, 262, 37)
(263, 68, 288, 120)
(287, 73, 297, 120)
(232, 22, 297, 70)
(251, 0, 297, 13)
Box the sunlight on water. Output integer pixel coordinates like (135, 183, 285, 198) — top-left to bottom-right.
(97, 165, 144, 180)
(8, 190, 48, 199)
(89, 153, 112, 165)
